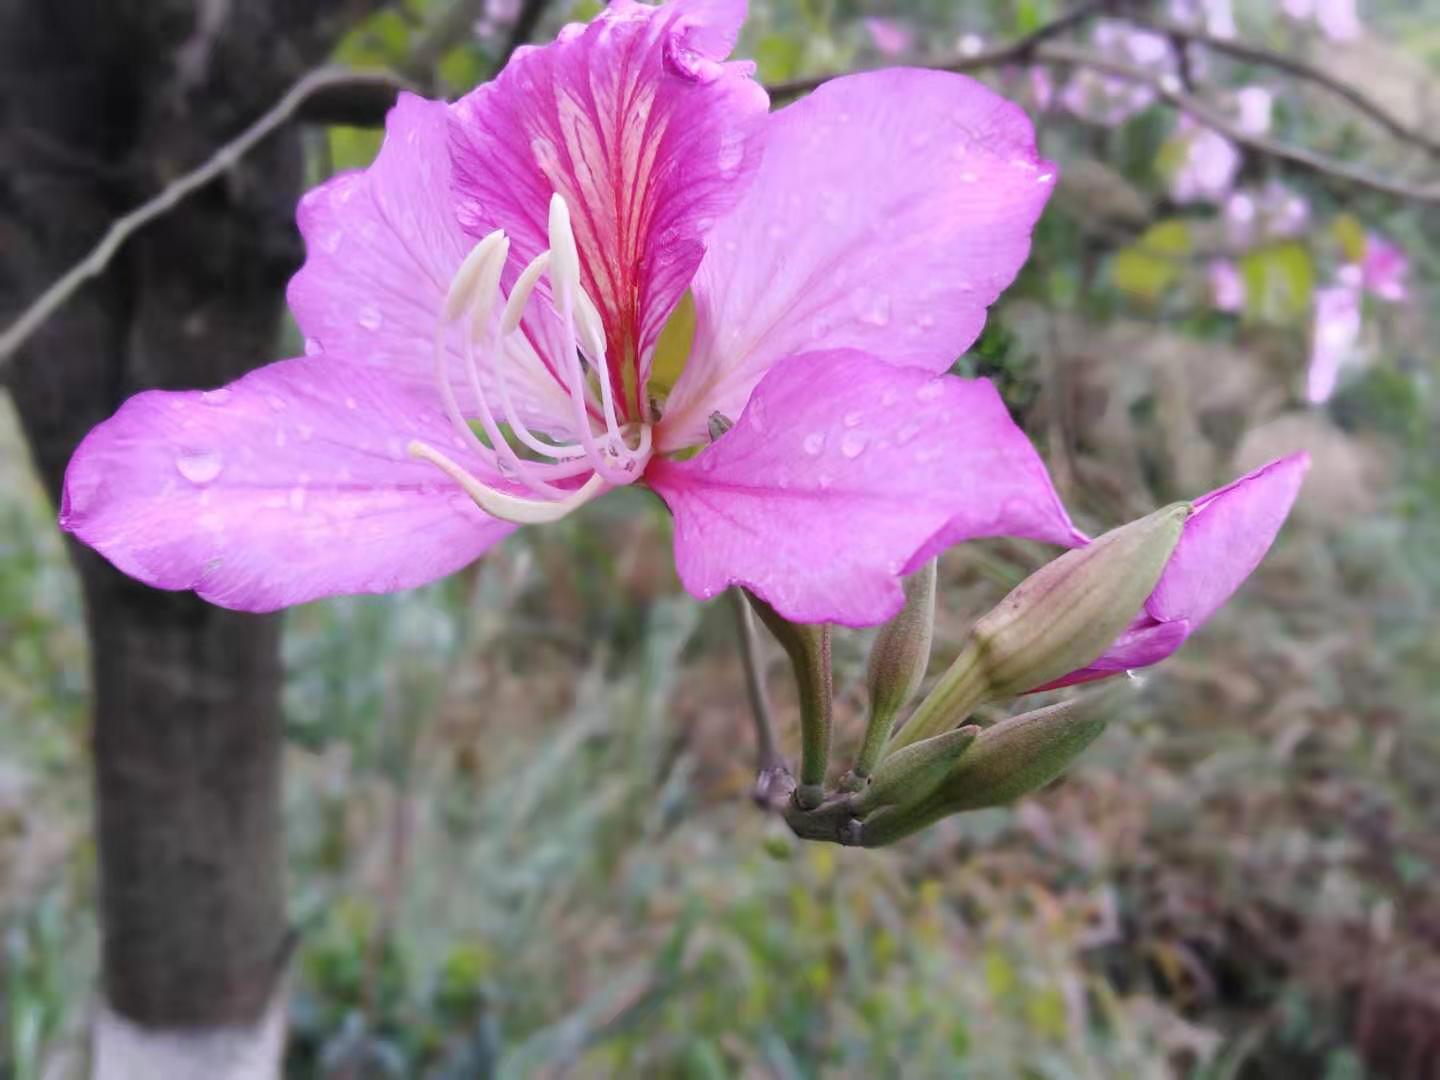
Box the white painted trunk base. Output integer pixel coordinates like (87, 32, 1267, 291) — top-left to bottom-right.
(90, 990, 286, 1080)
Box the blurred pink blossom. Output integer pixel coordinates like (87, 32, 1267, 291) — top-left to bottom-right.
(1170, 120, 1241, 203)
(1306, 282, 1363, 403)
(1282, 0, 1362, 41)
(1361, 233, 1408, 302)
(1061, 21, 1175, 125)
(863, 17, 912, 58)
(1210, 260, 1245, 312)
(1169, 0, 1237, 38)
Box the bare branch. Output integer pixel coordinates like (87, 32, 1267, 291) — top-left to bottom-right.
(1033, 42, 1440, 204)
(1124, 15, 1440, 158)
(0, 67, 411, 369)
(768, 0, 1112, 102)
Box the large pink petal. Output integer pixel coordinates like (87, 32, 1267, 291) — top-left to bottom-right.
(287, 93, 573, 432)
(660, 68, 1057, 448)
(646, 350, 1081, 627)
(449, 0, 768, 419)
(1146, 453, 1309, 628)
(60, 358, 514, 612)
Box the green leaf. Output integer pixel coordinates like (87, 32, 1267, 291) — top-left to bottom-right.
(753, 33, 803, 82)
(1111, 219, 1191, 303)
(1239, 241, 1315, 325)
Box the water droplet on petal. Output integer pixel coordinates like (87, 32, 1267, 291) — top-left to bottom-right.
(881, 389, 899, 407)
(842, 410, 863, 428)
(896, 421, 922, 445)
(303, 337, 323, 356)
(344, 396, 358, 411)
(175, 450, 223, 485)
(802, 431, 826, 456)
(840, 432, 868, 459)
(199, 388, 232, 406)
(915, 382, 943, 403)
(267, 395, 287, 412)
(358, 306, 383, 331)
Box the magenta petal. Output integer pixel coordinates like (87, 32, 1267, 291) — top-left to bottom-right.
(646, 350, 1081, 627)
(60, 359, 514, 612)
(288, 95, 465, 383)
(1032, 620, 1190, 691)
(449, 0, 768, 414)
(287, 93, 573, 432)
(1146, 453, 1309, 628)
(662, 68, 1057, 447)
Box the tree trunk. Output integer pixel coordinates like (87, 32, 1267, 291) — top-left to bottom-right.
(0, 1, 381, 1073)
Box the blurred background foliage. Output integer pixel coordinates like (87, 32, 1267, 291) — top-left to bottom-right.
(3, 0, 1439, 1076)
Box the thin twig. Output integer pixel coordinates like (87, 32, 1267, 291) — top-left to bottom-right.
(768, 0, 1112, 102)
(0, 66, 410, 368)
(1032, 43, 1440, 204)
(728, 588, 789, 807)
(1124, 15, 1440, 157)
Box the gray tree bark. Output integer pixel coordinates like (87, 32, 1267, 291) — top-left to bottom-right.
(0, 0, 381, 1070)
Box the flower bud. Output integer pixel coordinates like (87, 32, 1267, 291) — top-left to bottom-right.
(847, 559, 936, 785)
(849, 724, 978, 817)
(891, 503, 1188, 751)
(746, 591, 832, 809)
(858, 687, 1125, 846)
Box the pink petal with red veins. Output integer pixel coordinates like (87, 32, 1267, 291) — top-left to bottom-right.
(60, 358, 514, 612)
(449, 0, 767, 418)
(662, 68, 1057, 448)
(646, 350, 1081, 627)
(287, 93, 573, 433)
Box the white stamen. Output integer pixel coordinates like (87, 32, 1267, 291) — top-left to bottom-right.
(444, 231, 509, 322)
(547, 193, 582, 301)
(573, 286, 608, 361)
(501, 251, 551, 335)
(409, 441, 607, 525)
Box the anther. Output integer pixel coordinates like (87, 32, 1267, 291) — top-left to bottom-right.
(444, 230, 509, 322)
(409, 440, 607, 525)
(501, 251, 551, 335)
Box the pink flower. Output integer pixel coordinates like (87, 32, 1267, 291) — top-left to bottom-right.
(60, 0, 1078, 626)
(1306, 282, 1363, 403)
(862, 17, 911, 58)
(1224, 181, 1309, 246)
(1209, 259, 1245, 312)
(1169, 0, 1236, 38)
(1035, 454, 1310, 690)
(1169, 118, 1242, 204)
(1361, 233, 1408, 302)
(1283, 0, 1363, 40)
(1061, 21, 1175, 125)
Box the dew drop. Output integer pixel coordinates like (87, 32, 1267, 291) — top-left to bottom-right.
(802, 431, 826, 456)
(915, 382, 943, 403)
(880, 389, 899, 407)
(344, 396, 358, 411)
(175, 450, 223, 485)
(896, 421, 922, 445)
(358, 306, 383, 331)
(266, 394, 287, 412)
(199, 388, 232, 406)
(840, 432, 868, 459)
(303, 337, 323, 357)
(843, 411, 863, 428)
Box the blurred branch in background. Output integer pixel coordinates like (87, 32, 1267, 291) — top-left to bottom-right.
(0, 67, 413, 369)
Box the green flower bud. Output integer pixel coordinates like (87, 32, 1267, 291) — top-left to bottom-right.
(858, 688, 1124, 846)
(891, 503, 1188, 751)
(850, 724, 979, 817)
(847, 560, 937, 784)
